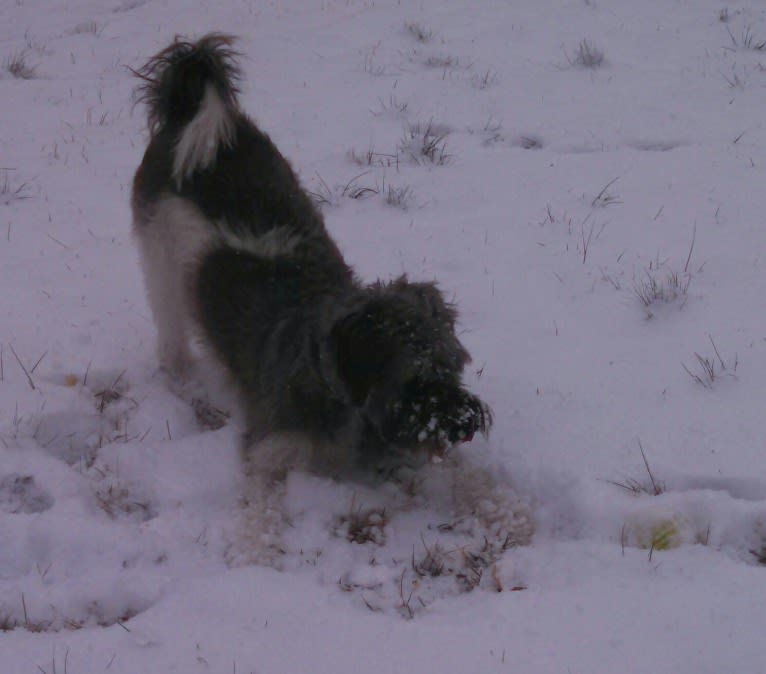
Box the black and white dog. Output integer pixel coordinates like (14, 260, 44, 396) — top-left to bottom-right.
(131, 34, 490, 481)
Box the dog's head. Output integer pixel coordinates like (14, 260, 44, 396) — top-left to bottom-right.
(331, 277, 491, 461)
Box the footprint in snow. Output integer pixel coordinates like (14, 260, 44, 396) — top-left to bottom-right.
(0, 474, 54, 514)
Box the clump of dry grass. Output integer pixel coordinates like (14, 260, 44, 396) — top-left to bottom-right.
(424, 54, 460, 69)
(405, 21, 433, 43)
(94, 482, 155, 521)
(456, 534, 519, 592)
(399, 120, 451, 165)
(336, 502, 387, 545)
(114, 0, 148, 12)
(412, 537, 451, 578)
(565, 39, 606, 68)
(384, 184, 414, 210)
(0, 608, 53, 634)
(724, 24, 766, 51)
(192, 398, 230, 430)
(370, 94, 409, 118)
(309, 172, 379, 208)
(0, 596, 140, 633)
(348, 146, 399, 168)
(512, 134, 544, 150)
(1, 170, 31, 205)
(634, 269, 691, 317)
(605, 440, 665, 496)
(73, 20, 105, 36)
(682, 335, 737, 389)
(93, 369, 126, 413)
(591, 176, 622, 208)
(635, 226, 698, 318)
(4, 50, 37, 79)
(477, 118, 503, 146)
(471, 69, 498, 90)
(410, 530, 520, 604)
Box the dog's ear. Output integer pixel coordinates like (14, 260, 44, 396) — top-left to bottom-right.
(392, 277, 458, 325)
(391, 277, 471, 367)
(331, 307, 395, 406)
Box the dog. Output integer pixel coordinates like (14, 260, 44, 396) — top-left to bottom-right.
(130, 33, 491, 482)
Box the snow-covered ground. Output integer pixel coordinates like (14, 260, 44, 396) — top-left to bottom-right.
(2, 0, 766, 671)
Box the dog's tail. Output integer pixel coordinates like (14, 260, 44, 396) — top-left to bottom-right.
(133, 33, 241, 186)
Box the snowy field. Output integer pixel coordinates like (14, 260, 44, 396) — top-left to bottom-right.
(2, 0, 766, 671)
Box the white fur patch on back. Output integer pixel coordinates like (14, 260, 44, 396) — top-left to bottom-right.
(218, 226, 301, 259)
(172, 84, 234, 188)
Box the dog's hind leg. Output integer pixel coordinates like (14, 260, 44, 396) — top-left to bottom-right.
(132, 196, 214, 380)
(138, 232, 193, 378)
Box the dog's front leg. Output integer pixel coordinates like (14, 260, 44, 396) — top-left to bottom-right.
(225, 431, 312, 568)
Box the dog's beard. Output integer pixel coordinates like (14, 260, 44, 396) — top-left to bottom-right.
(390, 386, 490, 447)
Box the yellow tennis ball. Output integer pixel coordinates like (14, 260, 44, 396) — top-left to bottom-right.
(631, 519, 680, 551)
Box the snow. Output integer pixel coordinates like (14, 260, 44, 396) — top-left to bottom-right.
(2, 0, 766, 671)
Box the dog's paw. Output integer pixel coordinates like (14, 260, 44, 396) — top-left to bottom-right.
(0, 474, 54, 514)
(424, 456, 534, 547)
(225, 502, 286, 569)
(224, 475, 290, 569)
(461, 474, 534, 546)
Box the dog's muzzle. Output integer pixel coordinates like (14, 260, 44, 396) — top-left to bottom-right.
(385, 387, 491, 457)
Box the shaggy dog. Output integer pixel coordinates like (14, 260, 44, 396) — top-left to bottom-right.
(130, 34, 490, 482)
